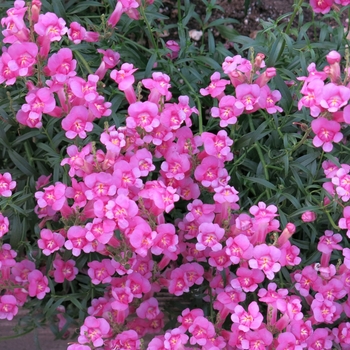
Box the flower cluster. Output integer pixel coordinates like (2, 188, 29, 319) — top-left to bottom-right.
(201, 53, 282, 127)
(297, 51, 350, 152)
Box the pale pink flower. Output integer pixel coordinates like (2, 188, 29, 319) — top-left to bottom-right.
(320, 83, 350, 112)
(235, 83, 261, 111)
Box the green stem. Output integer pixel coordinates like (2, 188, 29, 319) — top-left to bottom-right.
(285, 0, 304, 36)
(177, 71, 203, 134)
(248, 115, 272, 199)
(325, 210, 340, 231)
(289, 128, 311, 153)
(74, 51, 93, 75)
(41, 127, 57, 152)
(140, 0, 159, 54)
(114, 33, 153, 54)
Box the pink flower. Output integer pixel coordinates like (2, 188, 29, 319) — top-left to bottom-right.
(249, 244, 281, 280)
(188, 316, 216, 346)
(259, 85, 283, 113)
(320, 83, 350, 112)
(235, 83, 261, 112)
(165, 40, 180, 59)
(231, 267, 264, 292)
(311, 118, 343, 152)
(276, 332, 303, 350)
(53, 258, 78, 283)
(136, 297, 160, 320)
(35, 182, 67, 211)
(0, 213, 9, 238)
(64, 226, 93, 256)
(6, 42, 38, 77)
(0, 295, 18, 320)
(88, 259, 115, 285)
(0, 173, 16, 197)
(142, 72, 172, 103)
(196, 223, 225, 251)
(225, 234, 254, 264)
(302, 210, 317, 222)
(38, 229, 65, 256)
(177, 308, 204, 332)
(45, 48, 77, 84)
(231, 302, 263, 332)
(243, 328, 273, 350)
(61, 105, 94, 139)
(298, 79, 324, 117)
(28, 270, 50, 299)
(310, 0, 334, 14)
(339, 206, 350, 238)
(127, 101, 160, 132)
(311, 293, 342, 324)
(34, 12, 67, 40)
(78, 316, 110, 348)
(161, 151, 191, 180)
(306, 328, 333, 350)
(68, 22, 99, 44)
(200, 72, 230, 99)
(168, 267, 190, 296)
(95, 49, 120, 80)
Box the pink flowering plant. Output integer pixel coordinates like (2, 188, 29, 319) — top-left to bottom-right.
(2, 0, 350, 349)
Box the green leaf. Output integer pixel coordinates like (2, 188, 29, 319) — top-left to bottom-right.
(274, 73, 293, 113)
(245, 177, 277, 190)
(8, 150, 37, 176)
(145, 53, 157, 78)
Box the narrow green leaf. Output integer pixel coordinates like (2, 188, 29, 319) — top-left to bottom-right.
(245, 176, 277, 190)
(8, 150, 37, 176)
(145, 53, 157, 78)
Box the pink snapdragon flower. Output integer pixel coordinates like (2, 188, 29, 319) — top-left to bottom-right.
(136, 297, 160, 320)
(35, 182, 66, 211)
(127, 101, 160, 132)
(249, 244, 281, 280)
(311, 118, 343, 152)
(38, 229, 65, 256)
(78, 316, 110, 348)
(320, 83, 350, 112)
(339, 206, 350, 238)
(210, 95, 244, 127)
(95, 49, 120, 80)
(310, 0, 334, 14)
(188, 316, 216, 346)
(142, 72, 172, 103)
(6, 42, 38, 77)
(53, 258, 78, 283)
(196, 223, 225, 251)
(68, 22, 99, 44)
(165, 40, 180, 59)
(28, 270, 50, 299)
(0, 295, 18, 320)
(64, 226, 93, 256)
(302, 210, 317, 222)
(0, 213, 9, 237)
(61, 105, 94, 139)
(200, 72, 230, 99)
(298, 79, 324, 117)
(88, 259, 115, 285)
(231, 301, 263, 332)
(45, 48, 77, 84)
(0, 172, 16, 197)
(235, 83, 261, 112)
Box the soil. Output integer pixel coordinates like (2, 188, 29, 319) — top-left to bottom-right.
(160, 0, 303, 40)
